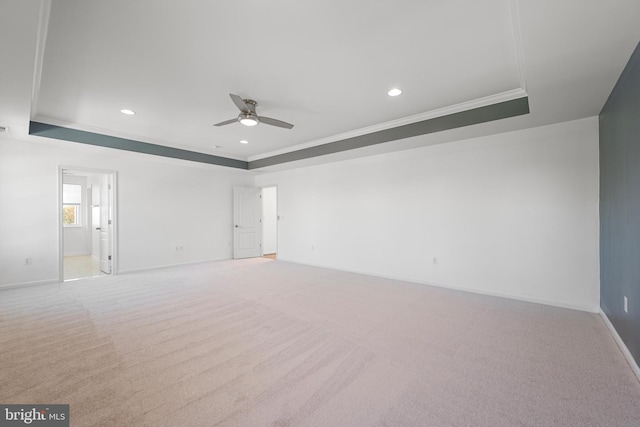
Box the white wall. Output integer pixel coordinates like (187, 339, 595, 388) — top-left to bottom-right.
(0, 135, 253, 287)
(256, 117, 601, 311)
(1, 117, 600, 310)
(262, 187, 278, 254)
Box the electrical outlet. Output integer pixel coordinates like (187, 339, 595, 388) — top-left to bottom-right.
(24, 257, 32, 265)
(624, 296, 628, 314)
(433, 258, 438, 264)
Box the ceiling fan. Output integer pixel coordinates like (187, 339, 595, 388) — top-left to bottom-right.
(214, 93, 294, 129)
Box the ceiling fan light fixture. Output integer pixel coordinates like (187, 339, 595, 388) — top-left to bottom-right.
(239, 113, 259, 127)
(214, 94, 293, 129)
(240, 118, 258, 126)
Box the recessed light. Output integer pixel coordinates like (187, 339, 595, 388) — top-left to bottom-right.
(120, 109, 136, 115)
(387, 88, 402, 97)
(239, 140, 249, 144)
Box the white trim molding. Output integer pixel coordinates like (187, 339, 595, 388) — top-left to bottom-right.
(508, 0, 528, 92)
(0, 279, 59, 291)
(118, 257, 231, 275)
(30, 0, 51, 119)
(599, 309, 640, 384)
(248, 88, 528, 162)
(277, 258, 600, 314)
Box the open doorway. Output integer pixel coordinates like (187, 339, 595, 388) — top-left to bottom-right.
(262, 186, 277, 260)
(59, 167, 117, 281)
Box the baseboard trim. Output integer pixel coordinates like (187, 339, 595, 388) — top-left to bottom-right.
(599, 309, 640, 384)
(0, 278, 59, 291)
(276, 257, 599, 313)
(119, 257, 231, 275)
(425, 278, 598, 313)
(0, 258, 232, 290)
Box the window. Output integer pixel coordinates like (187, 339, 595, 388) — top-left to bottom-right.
(63, 183, 82, 226)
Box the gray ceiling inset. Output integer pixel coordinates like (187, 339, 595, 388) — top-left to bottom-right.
(249, 97, 529, 169)
(30, 96, 529, 170)
(29, 122, 248, 169)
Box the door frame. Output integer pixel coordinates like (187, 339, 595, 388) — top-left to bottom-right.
(58, 166, 119, 282)
(260, 185, 278, 257)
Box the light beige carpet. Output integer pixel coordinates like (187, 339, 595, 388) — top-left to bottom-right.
(1, 259, 639, 426)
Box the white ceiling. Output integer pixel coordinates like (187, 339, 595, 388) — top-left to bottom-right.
(2, 0, 640, 171)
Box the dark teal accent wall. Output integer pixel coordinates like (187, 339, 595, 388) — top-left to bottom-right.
(600, 41, 640, 366)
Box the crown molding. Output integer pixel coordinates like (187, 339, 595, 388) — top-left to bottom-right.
(249, 88, 528, 162)
(31, 114, 247, 162)
(30, 0, 51, 120)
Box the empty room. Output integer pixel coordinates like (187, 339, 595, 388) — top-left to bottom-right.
(1, 1, 639, 426)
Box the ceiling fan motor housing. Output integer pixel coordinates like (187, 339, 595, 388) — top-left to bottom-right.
(242, 99, 257, 113)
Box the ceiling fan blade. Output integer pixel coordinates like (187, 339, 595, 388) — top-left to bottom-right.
(213, 118, 237, 126)
(229, 93, 249, 112)
(259, 116, 294, 129)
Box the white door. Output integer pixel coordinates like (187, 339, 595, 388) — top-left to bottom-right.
(100, 175, 112, 274)
(233, 186, 262, 259)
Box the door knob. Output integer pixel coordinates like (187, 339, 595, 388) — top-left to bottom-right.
(235, 225, 239, 228)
